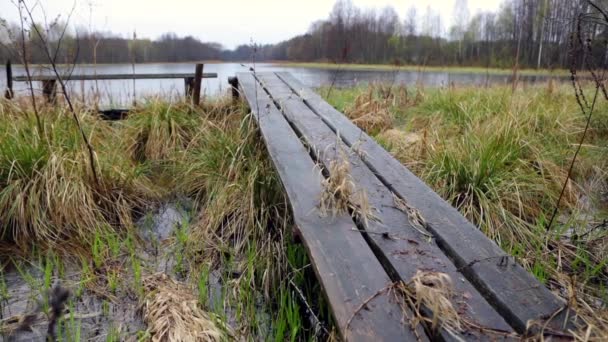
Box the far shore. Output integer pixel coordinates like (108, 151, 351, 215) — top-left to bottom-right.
(3, 60, 569, 76)
(275, 61, 572, 76)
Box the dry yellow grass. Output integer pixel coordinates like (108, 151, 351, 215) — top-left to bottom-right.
(345, 86, 393, 134)
(318, 156, 357, 217)
(400, 271, 463, 336)
(317, 139, 376, 226)
(143, 273, 226, 342)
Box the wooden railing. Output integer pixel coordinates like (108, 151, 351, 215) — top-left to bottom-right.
(4, 61, 217, 106)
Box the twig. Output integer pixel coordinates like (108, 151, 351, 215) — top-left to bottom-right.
(588, 0, 608, 23)
(288, 278, 329, 338)
(13, 0, 43, 136)
(21, 1, 101, 187)
(344, 282, 394, 333)
(575, 219, 608, 239)
(546, 85, 600, 231)
(456, 255, 513, 271)
(326, 41, 349, 99)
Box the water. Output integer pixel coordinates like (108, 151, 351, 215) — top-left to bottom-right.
(0, 62, 566, 107)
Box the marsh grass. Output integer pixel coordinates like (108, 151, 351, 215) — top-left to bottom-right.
(169, 103, 332, 339)
(325, 82, 608, 337)
(0, 100, 157, 251)
(0, 96, 331, 340)
(317, 138, 377, 229)
(121, 99, 200, 164)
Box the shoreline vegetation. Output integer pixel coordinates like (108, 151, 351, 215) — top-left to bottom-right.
(0, 79, 606, 339)
(279, 62, 572, 76)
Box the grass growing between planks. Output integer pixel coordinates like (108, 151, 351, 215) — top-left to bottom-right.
(0, 97, 334, 340)
(324, 82, 608, 338)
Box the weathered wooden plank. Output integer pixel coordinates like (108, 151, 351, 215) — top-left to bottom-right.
(275, 72, 573, 334)
(5, 60, 13, 99)
(227, 76, 239, 100)
(184, 77, 194, 99)
(237, 73, 426, 342)
(256, 72, 515, 341)
(42, 79, 57, 104)
(13, 73, 217, 81)
(98, 109, 129, 120)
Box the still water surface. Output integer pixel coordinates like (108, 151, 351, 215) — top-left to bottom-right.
(0, 62, 566, 107)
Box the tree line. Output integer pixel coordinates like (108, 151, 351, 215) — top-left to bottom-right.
(232, 0, 608, 69)
(0, 22, 225, 64)
(1, 0, 607, 69)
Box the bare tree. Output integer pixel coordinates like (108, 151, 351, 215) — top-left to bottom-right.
(452, 0, 470, 64)
(404, 6, 417, 36)
(20, 0, 100, 186)
(10, 0, 44, 135)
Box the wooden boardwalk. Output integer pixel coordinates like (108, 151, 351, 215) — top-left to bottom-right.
(236, 72, 574, 341)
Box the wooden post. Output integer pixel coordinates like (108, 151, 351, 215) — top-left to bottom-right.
(42, 79, 57, 104)
(228, 76, 239, 101)
(4, 60, 13, 99)
(192, 63, 203, 106)
(184, 77, 194, 101)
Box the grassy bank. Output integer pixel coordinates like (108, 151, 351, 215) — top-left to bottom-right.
(0, 98, 332, 340)
(278, 61, 571, 76)
(322, 82, 608, 334)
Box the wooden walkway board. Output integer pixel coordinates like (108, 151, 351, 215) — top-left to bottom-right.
(237, 71, 575, 340)
(237, 73, 427, 342)
(255, 72, 515, 341)
(274, 72, 573, 333)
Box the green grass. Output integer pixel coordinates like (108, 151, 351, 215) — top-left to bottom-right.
(278, 61, 571, 76)
(324, 82, 608, 333)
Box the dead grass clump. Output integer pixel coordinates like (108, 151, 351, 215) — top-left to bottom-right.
(0, 103, 157, 250)
(318, 141, 375, 225)
(345, 85, 393, 134)
(143, 273, 226, 342)
(378, 129, 422, 151)
(392, 194, 432, 240)
(319, 157, 356, 217)
(377, 129, 424, 169)
(400, 271, 463, 335)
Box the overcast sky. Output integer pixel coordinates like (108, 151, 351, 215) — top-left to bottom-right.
(1, 0, 504, 49)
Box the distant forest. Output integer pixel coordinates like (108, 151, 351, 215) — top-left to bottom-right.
(1, 0, 607, 69)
